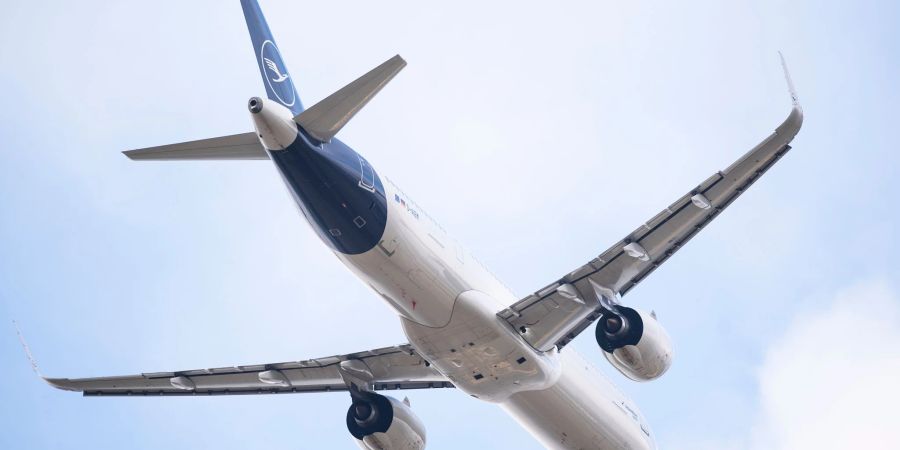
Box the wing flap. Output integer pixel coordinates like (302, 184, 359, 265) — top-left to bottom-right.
(123, 132, 267, 161)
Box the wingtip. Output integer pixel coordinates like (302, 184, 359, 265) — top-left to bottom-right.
(13, 320, 43, 378)
(42, 377, 81, 392)
(13, 322, 84, 392)
(778, 51, 801, 109)
(393, 54, 408, 68)
(774, 52, 804, 137)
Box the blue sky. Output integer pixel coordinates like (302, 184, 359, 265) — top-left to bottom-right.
(2, 0, 898, 448)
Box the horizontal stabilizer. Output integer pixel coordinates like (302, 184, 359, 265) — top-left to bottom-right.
(294, 55, 406, 142)
(123, 132, 267, 161)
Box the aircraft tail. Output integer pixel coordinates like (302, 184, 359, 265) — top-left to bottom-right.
(240, 0, 304, 115)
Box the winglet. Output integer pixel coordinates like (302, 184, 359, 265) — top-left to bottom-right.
(14, 321, 42, 378)
(13, 321, 80, 391)
(775, 52, 803, 138)
(779, 51, 801, 110)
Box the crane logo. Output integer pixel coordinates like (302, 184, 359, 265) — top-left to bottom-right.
(259, 40, 296, 107)
(264, 58, 289, 83)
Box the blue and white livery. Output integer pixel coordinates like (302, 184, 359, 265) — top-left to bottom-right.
(33, 1, 803, 449)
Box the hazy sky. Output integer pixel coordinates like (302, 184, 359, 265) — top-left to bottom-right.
(2, 0, 898, 449)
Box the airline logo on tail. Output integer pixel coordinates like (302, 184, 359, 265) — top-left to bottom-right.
(264, 58, 289, 82)
(260, 40, 296, 107)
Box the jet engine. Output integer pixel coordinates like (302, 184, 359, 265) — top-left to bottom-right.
(595, 307, 673, 381)
(347, 392, 427, 450)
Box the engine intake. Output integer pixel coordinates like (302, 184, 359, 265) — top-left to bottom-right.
(595, 307, 673, 381)
(347, 392, 427, 450)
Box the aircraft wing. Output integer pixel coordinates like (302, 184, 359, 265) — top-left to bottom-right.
(498, 57, 804, 352)
(44, 344, 452, 397)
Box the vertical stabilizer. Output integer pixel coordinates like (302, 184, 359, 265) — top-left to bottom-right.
(240, 0, 304, 115)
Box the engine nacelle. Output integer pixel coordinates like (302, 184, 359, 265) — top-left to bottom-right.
(347, 392, 427, 450)
(595, 307, 673, 381)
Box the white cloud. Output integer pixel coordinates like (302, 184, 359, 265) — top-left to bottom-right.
(671, 280, 900, 450)
(749, 279, 900, 450)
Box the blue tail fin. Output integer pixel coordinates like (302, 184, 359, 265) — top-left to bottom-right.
(240, 0, 304, 115)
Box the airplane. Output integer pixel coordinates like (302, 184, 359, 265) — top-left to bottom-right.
(21, 1, 803, 449)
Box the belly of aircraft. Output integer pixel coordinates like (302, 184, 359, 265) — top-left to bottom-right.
(301, 162, 655, 449)
(501, 350, 657, 450)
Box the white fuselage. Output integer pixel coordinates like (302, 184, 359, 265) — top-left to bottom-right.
(334, 181, 657, 450)
(256, 99, 655, 449)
